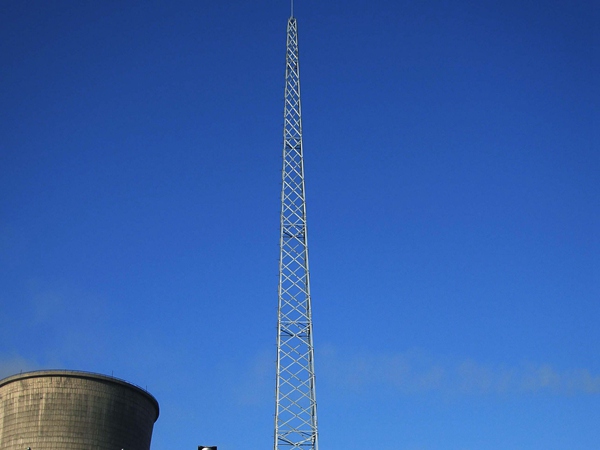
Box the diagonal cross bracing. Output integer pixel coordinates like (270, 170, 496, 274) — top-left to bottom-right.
(274, 15, 319, 450)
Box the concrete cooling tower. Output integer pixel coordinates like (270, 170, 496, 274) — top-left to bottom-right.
(0, 370, 159, 450)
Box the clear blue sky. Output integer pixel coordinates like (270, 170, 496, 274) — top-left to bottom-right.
(1, 1, 598, 449)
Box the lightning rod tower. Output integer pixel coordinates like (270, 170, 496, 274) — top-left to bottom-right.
(274, 9, 319, 450)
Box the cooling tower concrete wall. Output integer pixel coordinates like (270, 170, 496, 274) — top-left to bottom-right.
(0, 370, 159, 450)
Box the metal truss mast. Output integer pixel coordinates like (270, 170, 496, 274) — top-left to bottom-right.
(274, 14, 319, 450)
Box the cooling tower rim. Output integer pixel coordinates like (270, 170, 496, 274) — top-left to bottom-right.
(0, 369, 159, 421)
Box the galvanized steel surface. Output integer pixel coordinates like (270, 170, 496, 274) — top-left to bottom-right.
(274, 14, 319, 450)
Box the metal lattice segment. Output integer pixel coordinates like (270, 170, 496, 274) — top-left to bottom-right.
(274, 16, 319, 450)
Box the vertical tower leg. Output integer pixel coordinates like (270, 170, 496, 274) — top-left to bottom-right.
(274, 15, 319, 450)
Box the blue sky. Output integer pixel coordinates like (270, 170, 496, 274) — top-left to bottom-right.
(1, 1, 598, 449)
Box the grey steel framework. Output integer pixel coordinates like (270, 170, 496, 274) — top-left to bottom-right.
(274, 14, 319, 450)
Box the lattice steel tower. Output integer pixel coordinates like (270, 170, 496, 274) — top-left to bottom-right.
(274, 10, 319, 450)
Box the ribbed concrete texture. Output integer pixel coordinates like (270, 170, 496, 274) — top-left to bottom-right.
(0, 370, 159, 450)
